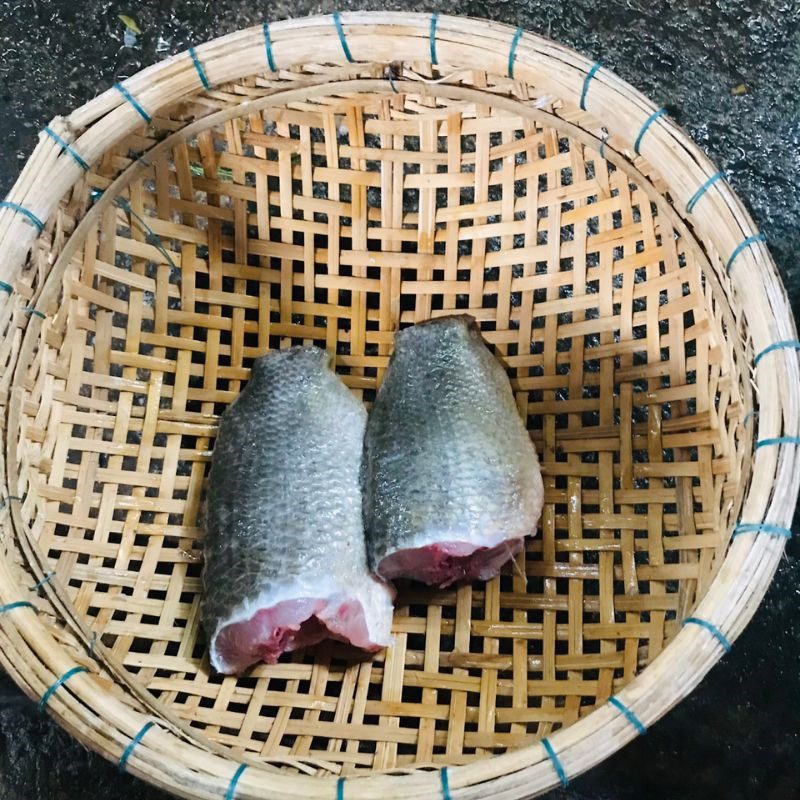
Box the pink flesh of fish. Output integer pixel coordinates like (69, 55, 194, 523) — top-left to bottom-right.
(214, 597, 378, 674)
(376, 538, 524, 588)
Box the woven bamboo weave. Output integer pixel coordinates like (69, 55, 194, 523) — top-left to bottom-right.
(0, 12, 797, 800)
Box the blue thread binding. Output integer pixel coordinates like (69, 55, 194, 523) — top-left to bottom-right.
(0, 601, 34, 614)
(118, 721, 155, 773)
(333, 12, 354, 63)
(225, 764, 248, 800)
(188, 47, 210, 90)
(608, 696, 647, 735)
(634, 108, 667, 155)
(733, 522, 792, 539)
(43, 126, 90, 171)
(30, 572, 55, 592)
(440, 766, 452, 800)
(263, 22, 277, 72)
(743, 409, 758, 425)
(430, 13, 439, 65)
(507, 27, 523, 78)
(114, 197, 178, 270)
(113, 83, 152, 124)
(683, 617, 731, 652)
(22, 307, 46, 319)
(725, 232, 766, 274)
(686, 171, 723, 214)
(542, 738, 568, 787)
(599, 130, 609, 159)
(755, 340, 800, 365)
(580, 61, 602, 111)
(336, 776, 345, 800)
(0, 281, 12, 294)
(0, 201, 45, 233)
(756, 436, 800, 449)
(39, 665, 88, 711)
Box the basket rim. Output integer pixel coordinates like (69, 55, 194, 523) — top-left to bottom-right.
(0, 12, 797, 800)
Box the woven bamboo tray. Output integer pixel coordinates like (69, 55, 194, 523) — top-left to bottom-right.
(0, 12, 797, 800)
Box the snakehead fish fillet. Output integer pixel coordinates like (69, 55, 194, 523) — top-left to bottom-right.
(363, 316, 544, 588)
(203, 346, 394, 674)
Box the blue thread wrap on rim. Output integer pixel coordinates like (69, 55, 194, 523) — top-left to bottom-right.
(118, 721, 155, 773)
(608, 696, 647, 735)
(30, 572, 55, 591)
(634, 107, 667, 155)
(430, 13, 439, 64)
(333, 12, 354, 63)
(0, 601, 34, 614)
(0, 201, 45, 232)
(225, 764, 248, 800)
(113, 83, 152, 123)
(743, 409, 758, 425)
(0, 281, 12, 294)
(755, 340, 800, 365)
(725, 232, 766, 274)
(686, 170, 724, 213)
(440, 766, 452, 800)
(733, 522, 791, 538)
(39, 666, 88, 711)
(263, 22, 277, 71)
(22, 307, 46, 319)
(43, 126, 90, 171)
(507, 27, 523, 78)
(188, 47, 210, 90)
(542, 738, 568, 787)
(683, 617, 731, 652)
(336, 776, 346, 800)
(579, 61, 602, 110)
(756, 436, 800, 449)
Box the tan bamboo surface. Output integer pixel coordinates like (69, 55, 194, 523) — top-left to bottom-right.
(0, 12, 797, 800)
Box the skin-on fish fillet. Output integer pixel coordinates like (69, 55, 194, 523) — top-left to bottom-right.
(203, 347, 394, 675)
(363, 316, 544, 588)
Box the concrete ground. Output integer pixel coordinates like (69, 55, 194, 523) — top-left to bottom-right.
(0, 2, 798, 798)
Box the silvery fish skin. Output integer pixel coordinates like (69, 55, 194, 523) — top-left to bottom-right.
(203, 346, 394, 674)
(363, 316, 543, 587)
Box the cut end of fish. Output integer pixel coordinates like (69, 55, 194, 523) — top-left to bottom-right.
(394, 314, 479, 346)
(250, 345, 330, 377)
(376, 538, 525, 588)
(209, 578, 395, 675)
(399, 313, 477, 331)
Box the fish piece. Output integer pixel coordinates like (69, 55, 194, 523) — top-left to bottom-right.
(203, 346, 394, 674)
(363, 316, 543, 587)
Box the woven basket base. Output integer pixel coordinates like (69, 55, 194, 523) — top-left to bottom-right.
(9, 76, 746, 774)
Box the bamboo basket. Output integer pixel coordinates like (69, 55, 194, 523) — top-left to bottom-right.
(0, 12, 797, 800)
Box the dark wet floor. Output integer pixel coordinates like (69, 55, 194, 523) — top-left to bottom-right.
(0, 2, 798, 799)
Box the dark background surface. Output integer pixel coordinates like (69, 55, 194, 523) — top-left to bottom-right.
(0, 2, 798, 798)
